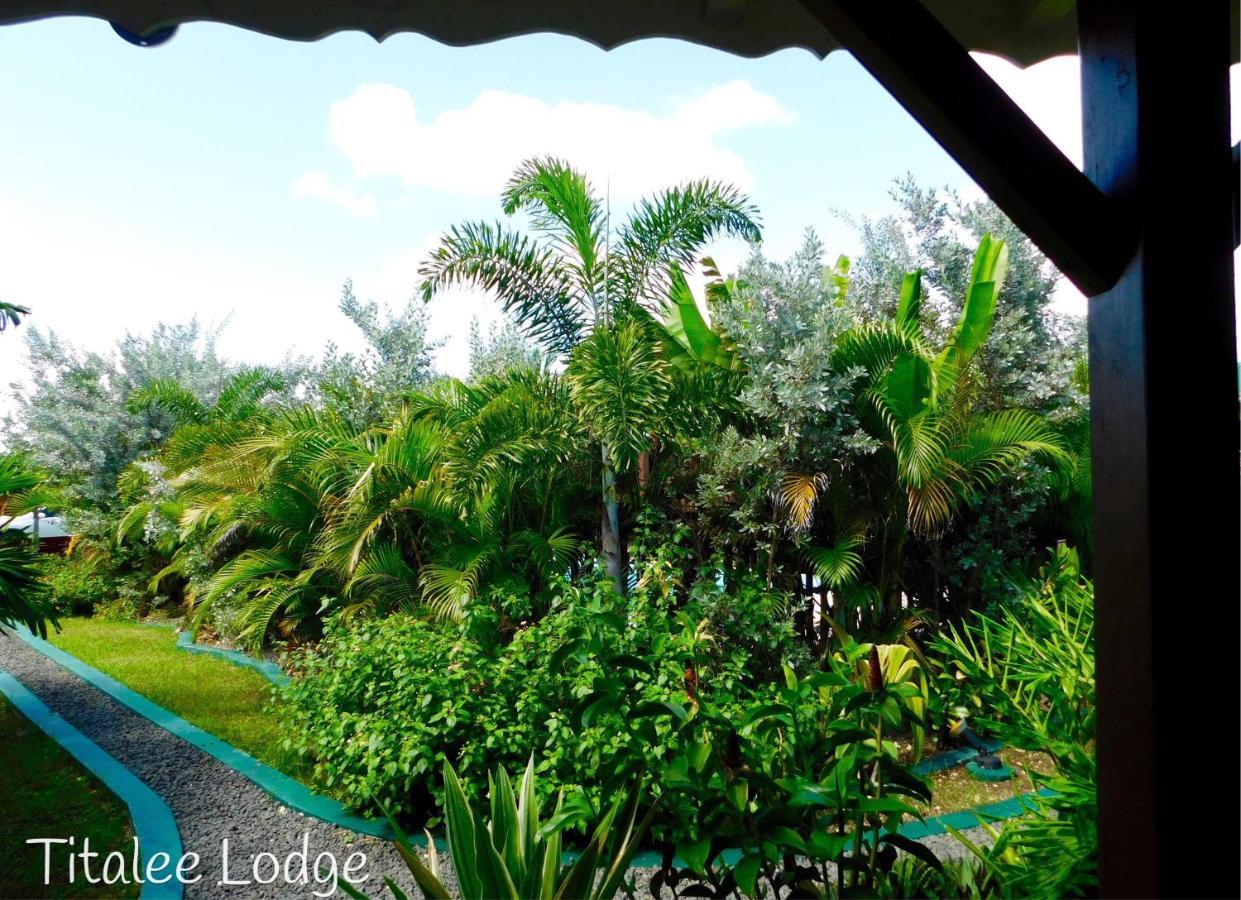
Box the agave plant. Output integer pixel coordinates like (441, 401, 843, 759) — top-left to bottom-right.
(341, 758, 656, 900)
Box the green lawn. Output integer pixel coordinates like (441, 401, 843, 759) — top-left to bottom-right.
(46, 618, 304, 777)
(0, 696, 139, 899)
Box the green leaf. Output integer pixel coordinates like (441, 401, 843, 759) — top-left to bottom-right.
(769, 827, 808, 854)
(631, 700, 688, 722)
(442, 762, 483, 899)
(733, 852, 762, 899)
(895, 269, 922, 337)
(938, 236, 1009, 389)
(857, 797, 920, 817)
(608, 653, 654, 675)
(877, 832, 943, 871)
(678, 836, 712, 875)
(879, 353, 933, 421)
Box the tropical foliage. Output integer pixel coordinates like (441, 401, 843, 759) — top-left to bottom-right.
(0, 452, 57, 635)
(3, 166, 1098, 897)
(421, 156, 760, 593)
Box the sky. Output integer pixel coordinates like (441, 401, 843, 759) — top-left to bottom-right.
(0, 18, 1236, 412)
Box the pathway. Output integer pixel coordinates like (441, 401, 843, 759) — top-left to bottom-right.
(0, 631, 425, 900)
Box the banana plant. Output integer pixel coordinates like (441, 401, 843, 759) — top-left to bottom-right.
(341, 757, 656, 900)
(774, 237, 1063, 634)
(649, 260, 743, 372)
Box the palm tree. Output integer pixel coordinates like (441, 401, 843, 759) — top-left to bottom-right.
(0, 453, 56, 636)
(0, 300, 30, 332)
(420, 157, 761, 592)
(320, 367, 589, 622)
(785, 237, 1066, 626)
(165, 406, 365, 646)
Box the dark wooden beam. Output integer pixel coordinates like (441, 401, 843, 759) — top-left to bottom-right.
(1232, 142, 1239, 248)
(798, 0, 1134, 296)
(1079, 1, 1238, 896)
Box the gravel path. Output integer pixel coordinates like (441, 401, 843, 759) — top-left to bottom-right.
(0, 631, 433, 900)
(1, 631, 992, 899)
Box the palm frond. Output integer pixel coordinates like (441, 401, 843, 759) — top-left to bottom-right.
(418, 221, 587, 355)
(567, 322, 670, 471)
(617, 179, 761, 304)
(806, 532, 865, 590)
(776, 471, 827, 532)
(501, 157, 605, 304)
(126, 378, 207, 426)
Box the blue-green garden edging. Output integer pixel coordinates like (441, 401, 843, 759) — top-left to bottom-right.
(15, 626, 1051, 870)
(911, 737, 1003, 776)
(0, 668, 185, 900)
(898, 787, 1056, 840)
(13, 627, 394, 841)
(174, 631, 290, 686)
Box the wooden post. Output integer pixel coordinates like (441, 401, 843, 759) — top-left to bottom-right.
(1079, 2, 1239, 895)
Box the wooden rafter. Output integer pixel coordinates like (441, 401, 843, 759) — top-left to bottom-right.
(798, 0, 1134, 295)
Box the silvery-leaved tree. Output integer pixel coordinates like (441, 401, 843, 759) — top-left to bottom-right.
(420, 157, 761, 594)
(785, 237, 1068, 632)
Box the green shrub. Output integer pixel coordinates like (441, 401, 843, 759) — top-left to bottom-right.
(39, 554, 119, 617)
(281, 565, 799, 834)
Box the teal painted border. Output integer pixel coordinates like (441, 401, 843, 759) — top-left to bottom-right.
(898, 787, 1057, 840)
(13, 628, 394, 840)
(911, 738, 1003, 776)
(0, 669, 185, 900)
(175, 631, 290, 686)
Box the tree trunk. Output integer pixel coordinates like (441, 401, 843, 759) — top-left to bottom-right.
(600, 443, 625, 595)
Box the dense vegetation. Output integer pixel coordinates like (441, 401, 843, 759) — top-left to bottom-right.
(2, 161, 1095, 897)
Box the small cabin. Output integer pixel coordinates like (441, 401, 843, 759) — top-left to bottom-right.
(5, 510, 72, 554)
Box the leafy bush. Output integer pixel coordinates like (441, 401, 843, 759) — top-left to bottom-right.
(282, 563, 799, 833)
(39, 554, 119, 616)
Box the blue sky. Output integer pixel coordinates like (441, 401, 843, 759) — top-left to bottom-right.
(0, 18, 1234, 404)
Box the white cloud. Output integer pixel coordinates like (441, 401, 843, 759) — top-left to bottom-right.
(325, 79, 794, 202)
(291, 170, 377, 216)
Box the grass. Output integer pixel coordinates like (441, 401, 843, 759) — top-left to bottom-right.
(46, 617, 305, 778)
(0, 696, 138, 899)
(924, 747, 1053, 817)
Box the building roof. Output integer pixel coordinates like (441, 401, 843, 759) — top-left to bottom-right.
(5, 511, 72, 539)
(0, 1, 1097, 67)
